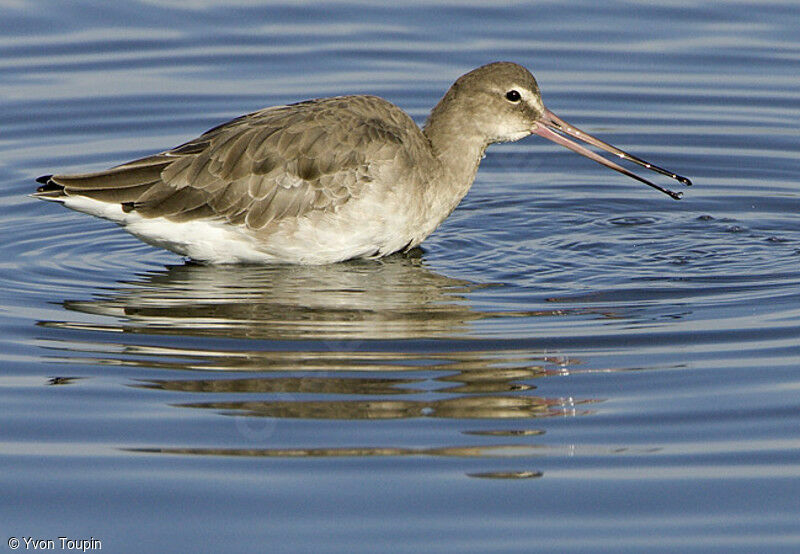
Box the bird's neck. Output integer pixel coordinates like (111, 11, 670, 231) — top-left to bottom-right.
(422, 107, 488, 218)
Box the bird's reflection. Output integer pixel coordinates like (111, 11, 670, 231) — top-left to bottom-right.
(44, 252, 598, 341)
(48, 252, 485, 340)
(39, 254, 605, 478)
(177, 392, 580, 420)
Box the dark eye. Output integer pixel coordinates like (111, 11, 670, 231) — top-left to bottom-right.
(505, 90, 521, 102)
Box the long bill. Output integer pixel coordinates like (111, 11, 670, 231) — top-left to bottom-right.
(531, 108, 692, 200)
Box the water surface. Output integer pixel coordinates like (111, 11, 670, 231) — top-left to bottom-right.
(2, 1, 800, 552)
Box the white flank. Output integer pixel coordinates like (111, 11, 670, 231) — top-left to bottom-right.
(61, 196, 278, 263)
(56, 194, 418, 265)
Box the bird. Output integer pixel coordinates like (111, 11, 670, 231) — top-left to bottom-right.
(33, 62, 691, 265)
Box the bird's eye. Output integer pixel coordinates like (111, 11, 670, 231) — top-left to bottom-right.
(505, 90, 521, 102)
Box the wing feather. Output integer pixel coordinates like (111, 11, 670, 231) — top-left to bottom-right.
(36, 95, 424, 231)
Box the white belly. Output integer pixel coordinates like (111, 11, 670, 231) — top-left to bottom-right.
(59, 194, 425, 264)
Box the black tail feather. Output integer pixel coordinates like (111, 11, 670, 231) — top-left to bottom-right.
(35, 175, 65, 194)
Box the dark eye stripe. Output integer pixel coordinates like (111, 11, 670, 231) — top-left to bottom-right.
(505, 90, 521, 102)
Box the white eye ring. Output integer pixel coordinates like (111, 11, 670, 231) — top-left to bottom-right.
(505, 90, 521, 102)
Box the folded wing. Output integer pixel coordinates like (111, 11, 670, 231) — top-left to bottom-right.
(35, 95, 416, 230)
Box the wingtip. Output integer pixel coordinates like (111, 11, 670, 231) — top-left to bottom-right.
(33, 174, 67, 199)
(30, 191, 66, 202)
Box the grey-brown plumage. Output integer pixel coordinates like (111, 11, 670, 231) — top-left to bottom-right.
(34, 62, 690, 264)
(38, 95, 429, 228)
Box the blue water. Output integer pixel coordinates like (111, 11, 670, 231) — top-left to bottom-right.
(2, 1, 800, 552)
